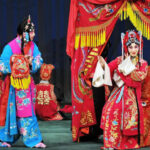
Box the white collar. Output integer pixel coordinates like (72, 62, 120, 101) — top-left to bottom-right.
(40, 80, 49, 84)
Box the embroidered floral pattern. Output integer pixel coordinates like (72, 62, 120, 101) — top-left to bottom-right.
(124, 88, 138, 130)
(18, 118, 40, 142)
(20, 127, 27, 136)
(0, 63, 4, 72)
(32, 55, 43, 71)
(72, 126, 77, 140)
(130, 60, 148, 81)
(80, 110, 94, 125)
(15, 88, 32, 117)
(0, 62, 10, 73)
(16, 90, 27, 98)
(16, 98, 30, 107)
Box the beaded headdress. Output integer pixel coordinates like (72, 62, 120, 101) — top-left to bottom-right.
(24, 15, 35, 32)
(121, 30, 143, 62)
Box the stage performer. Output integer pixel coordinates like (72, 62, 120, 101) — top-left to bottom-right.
(0, 15, 46, 148)
(140, 66, 150, 147)
(35, 63, 63, 121)
(98, 30, 148, 149)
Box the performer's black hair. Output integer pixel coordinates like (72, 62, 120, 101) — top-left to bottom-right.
(17, 18, 28, 55)
(17, 18, 28, 35)
(17, 17, 34, 55)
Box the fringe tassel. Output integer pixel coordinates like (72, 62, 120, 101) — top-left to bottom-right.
(10, 75, 31, 90)
(119, 2, 150, 41)
(75, 34, 80, 49)
(147, 25, 149, 39)
(75, 29, 106, 49)
(75, 1, 150, 49)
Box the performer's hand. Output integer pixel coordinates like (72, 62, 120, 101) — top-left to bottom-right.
(25, 55, 33, 65)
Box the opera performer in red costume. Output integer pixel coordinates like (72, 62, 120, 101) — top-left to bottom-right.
(140, 66, 150, 148)
(35, 63, 63, 120)
(0, 16, 46, 148)
(97, 30, 148, 149)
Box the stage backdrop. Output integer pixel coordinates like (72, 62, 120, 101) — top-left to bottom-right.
(1, 0, 150, 105)
(0, 0, 71, 103)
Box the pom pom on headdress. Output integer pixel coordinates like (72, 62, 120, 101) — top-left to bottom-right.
(27, 15, 31, 24)
(24, 15, 35, 32)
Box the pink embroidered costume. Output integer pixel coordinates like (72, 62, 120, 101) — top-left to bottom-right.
(100, 30, 148, 149)
(0, 16, 46, 148)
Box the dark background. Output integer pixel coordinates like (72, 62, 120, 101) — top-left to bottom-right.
(0, 1, 149, 104)
(0, 0, 71, 104)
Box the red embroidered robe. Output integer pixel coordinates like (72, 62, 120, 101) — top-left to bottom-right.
(35, 82, 62, 121)
(140, 66, 150, 147)
(0, 77, 9, 126)
(101, 57, 148, 149)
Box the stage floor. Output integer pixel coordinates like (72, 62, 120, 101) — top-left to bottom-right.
(0, 120, 150, 150)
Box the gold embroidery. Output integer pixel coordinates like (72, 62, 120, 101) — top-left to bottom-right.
(131, 71, 147, 81)
(140, 106, 150, 147)
(83, 48, 99, 76)
(80, 112, 88, 126)
(72, 126, 77, 140)
(37, 90, 51, 105)
(37, 90, 44, 105)
(43, 90, 50, 105)
(103, 98, 116, 147)
(0, 89, 2, 97)
(80, 110, 94, 125)
(124, 88, 138, 129)
(141, 66, 150, 99)
(131, 62, 148, 81)
(78, 72, 91, 96)
(87, 110, 94, 124)
(104, 85, 110, 97)
(109, 109, 119, 145)
(90, 52, 98, 56)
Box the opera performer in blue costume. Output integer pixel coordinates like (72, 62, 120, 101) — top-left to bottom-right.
(0, 15, 46, 148)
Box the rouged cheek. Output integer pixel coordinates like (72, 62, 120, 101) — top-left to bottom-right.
(30, 34, 34, 37)
(29, 31, 34, 34)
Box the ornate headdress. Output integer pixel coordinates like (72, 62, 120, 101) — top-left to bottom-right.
(24, 15, 35, 32)
(40, 64, 55, 81)
(17, 15, 35, 54)
(23, 15, 35, 42)
(121, 30, 143, 62)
